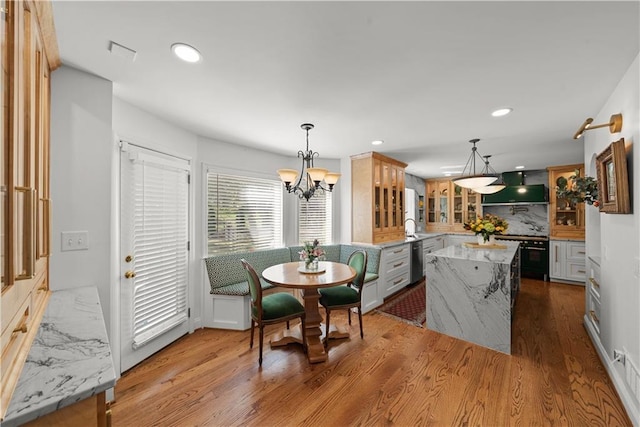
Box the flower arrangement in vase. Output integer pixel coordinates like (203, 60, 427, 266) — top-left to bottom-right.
(298, 239, 325, 270)
(463, 214, 508, 245)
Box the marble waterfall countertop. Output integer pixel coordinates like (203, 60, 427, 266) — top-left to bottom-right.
(3, 287, 116, 426)
(425, 241, 520, 354)
(428, 240, 520, 264)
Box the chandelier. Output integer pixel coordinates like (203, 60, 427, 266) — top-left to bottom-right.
(451, 138, 498, 189)
(277, 123, 341, 201)
(473, 155, 506, 194)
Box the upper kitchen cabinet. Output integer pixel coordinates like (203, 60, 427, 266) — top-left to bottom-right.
(426, 178, 449, 231)
(425, 179, 481, 232)
(351, 152, 407, 244)
(1, 0, 59, 418)
(547, 164, 585, 240)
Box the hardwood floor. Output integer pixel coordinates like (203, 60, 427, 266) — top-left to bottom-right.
(111, 279, 631, 426)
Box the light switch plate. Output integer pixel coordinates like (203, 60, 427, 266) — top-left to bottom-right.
(61, 231, 89, 251)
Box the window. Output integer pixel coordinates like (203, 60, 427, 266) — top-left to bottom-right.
(298, 190, 332, 245)
(206, 170, 283, 255)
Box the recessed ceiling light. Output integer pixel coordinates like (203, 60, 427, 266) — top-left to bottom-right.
(171, 43, 202, 63)
(515, 165, 525, 170)
(491, 108, 513, 117)
(440, 165, 464, 169)
(371, 140, 384, 146)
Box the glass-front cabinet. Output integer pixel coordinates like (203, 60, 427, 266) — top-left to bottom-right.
(425, 179, 481, 232)
(351, 152, 407, 244)
(426, 179, 450, 230)
(452, 185, 480, 231)
(547, 164, 585, 240)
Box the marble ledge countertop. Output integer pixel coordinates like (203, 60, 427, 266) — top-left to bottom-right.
(426, 240, 520, 264)
(370, 232, 448, 249)
(3, 287, 116, 427)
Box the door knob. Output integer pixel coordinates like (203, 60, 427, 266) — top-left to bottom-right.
(124, 271, 136, 279)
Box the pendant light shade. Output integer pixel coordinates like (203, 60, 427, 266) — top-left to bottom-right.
(473, 183, 506, 194)
(473, 155, 506, 194)
(451, 139, 498, 189)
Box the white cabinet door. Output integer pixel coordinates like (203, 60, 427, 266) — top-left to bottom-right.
(380, 244, 411, 298)
(423, 236, 445, 276)
(550, 240, 565, 279)
(550, 240, 585, 283)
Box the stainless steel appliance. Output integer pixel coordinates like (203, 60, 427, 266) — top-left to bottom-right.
(495, 235, 549, 281)
(410, 240, 424, 283)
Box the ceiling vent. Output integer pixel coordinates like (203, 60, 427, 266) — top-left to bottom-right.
(109, 41, 137, 62)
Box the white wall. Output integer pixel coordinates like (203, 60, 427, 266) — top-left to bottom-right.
(584, 53, 640, 423)
(50, 66, 113, 331)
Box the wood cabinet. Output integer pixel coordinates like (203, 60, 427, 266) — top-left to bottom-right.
(425, 179, 481, 232)
(547, 164, 585, 239)
(23, 392, 110, 427)
(351, 152, 407, 244)
(1, 0, 59, 419)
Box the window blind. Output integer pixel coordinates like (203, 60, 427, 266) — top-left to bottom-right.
(127, 150, 189, 349)
(207, 171, 282, 255)
(298, 190, 332, 245)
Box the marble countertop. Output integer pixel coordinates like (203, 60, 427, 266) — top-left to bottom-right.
(427, 241, 520, 264)
(373, 232, 447, 248)
(3, 287, 116, 427)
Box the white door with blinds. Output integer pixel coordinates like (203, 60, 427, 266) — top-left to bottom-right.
(120, 142, 190, 372)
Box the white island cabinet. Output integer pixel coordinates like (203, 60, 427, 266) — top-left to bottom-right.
(425, 241, 520, 354)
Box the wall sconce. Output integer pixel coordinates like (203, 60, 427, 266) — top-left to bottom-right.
(573, 113, 623, 139)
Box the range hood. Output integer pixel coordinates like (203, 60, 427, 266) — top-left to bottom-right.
(482, 184, 548, 205)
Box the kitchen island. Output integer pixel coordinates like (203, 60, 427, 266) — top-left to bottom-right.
(425, 241, 520, 354)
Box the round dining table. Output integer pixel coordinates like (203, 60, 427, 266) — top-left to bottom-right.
(261, 261, 356, 363)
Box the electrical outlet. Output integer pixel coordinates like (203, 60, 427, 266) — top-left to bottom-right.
(61, 231, 89, 251)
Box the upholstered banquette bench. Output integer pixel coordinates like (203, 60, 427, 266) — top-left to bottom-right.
(203, 244, 381, 330)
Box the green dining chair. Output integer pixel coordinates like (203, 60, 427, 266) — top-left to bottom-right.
(318, 250, 367, 349)
(241, 259, 306, 366)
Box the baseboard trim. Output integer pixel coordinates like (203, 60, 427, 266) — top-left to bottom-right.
(584, 315, 639, 426)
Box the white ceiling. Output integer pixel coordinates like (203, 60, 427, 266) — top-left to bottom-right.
(52, 1, 639, 178)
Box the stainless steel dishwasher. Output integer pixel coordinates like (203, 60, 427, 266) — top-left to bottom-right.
(410, 240, 424, 283)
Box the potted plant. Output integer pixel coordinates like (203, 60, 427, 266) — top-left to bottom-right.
(555, 170, 599, 207)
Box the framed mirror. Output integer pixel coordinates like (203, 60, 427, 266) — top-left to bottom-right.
(595, 138, 631, 214)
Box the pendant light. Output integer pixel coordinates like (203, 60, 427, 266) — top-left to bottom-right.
(473, 155, 506, 194)
(277, 123, 341, 201)
(451, 139, 498, 189)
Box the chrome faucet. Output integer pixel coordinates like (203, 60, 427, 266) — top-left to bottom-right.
(404, 218, 417, 237)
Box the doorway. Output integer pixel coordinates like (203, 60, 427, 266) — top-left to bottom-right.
(119, 141, 190, 371)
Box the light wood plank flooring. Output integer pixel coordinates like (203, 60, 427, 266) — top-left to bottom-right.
(111, 279, 631, 426)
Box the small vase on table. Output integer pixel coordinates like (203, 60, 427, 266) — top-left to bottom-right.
(305, 258, 318, 271)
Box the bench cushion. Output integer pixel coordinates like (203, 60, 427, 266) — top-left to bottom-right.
(205, 247, 291, 294)
(209, 279, 274, 296)
(364, 272, 379, 283)
(205, 244, 381, 295)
